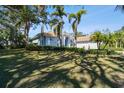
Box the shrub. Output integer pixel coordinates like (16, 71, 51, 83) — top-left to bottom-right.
(26, 44, 118, 55)
(7, 44, 25, 49)
(110, 47, 124, 51)
(26, 44, 40, 51)
(0, 44, 5, 49)
(88, 49, 116, 55)
(26, 44, 84, 53)
(107, 49, 117, 55)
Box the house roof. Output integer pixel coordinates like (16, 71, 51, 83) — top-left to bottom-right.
(77, 35, 91, 42)
(31, 32, 56, 41)
(42, 32, 57, 37)
(31, 31, 74, 41)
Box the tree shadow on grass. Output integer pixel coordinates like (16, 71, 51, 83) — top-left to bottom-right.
(17, 67, 81, 88)
(0, 49, 80, 88)
(107, 56, 124, 69)
(74, 55, 122, 88)
(1, 49, 124, 88)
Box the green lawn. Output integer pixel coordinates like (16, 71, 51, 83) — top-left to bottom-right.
(0, 49, 124, 88)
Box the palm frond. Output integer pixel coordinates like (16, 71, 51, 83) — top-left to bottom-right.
(49, 18, 59, 28)
(68, 13, 76, 23)
(51, 11, 59, 16)
(72, 19, 77, 33)
(115, 5, 124, 12)
(76, 9, 86, 24)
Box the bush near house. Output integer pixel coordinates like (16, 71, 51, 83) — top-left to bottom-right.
(88, 49, 117, 55)
(26, 44, 117, 55)
(7, 45, 25, 49)
(26, 44, 85, 53)
(0, 44, 5, 49)
(109, 47, 124, 51)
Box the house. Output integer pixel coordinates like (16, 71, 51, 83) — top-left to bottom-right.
(76, 35, 98, 50)
(31, 31, 74, 47)
(31, 32, 97, 50)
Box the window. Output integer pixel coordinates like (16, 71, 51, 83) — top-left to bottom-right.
(50, 38, 52, 41)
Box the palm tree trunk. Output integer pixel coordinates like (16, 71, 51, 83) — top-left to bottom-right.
(103, 41, 109, 49)
(120, 41, 122, 48)
(96, 42, 100, 61)
(75, 36, 77, 47)
(59, 37, 62, 47)
(116, 42, 118, 48)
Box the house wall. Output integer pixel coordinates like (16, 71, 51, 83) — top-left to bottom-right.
(38, 35, 74, 47)
(77, 42, 98, 50)
(62, 36, 74, 47)
(38, 37, 59, 46)
(46, 37, 59, 46)
(32, 39, 39, 45)
(38, 37, 43, 46)
(36, 36, 97, 50)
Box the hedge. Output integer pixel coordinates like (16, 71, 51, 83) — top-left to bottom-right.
(109, 47, 124, 51)
(0, 45, 5, 49)
(26, 44, 117, 55)
(87, 49, 117, 55)
(26, 44, 84, 53)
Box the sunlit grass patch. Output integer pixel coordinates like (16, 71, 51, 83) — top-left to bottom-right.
(0, 49, 124, 88)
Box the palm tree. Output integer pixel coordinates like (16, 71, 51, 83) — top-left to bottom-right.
(17, 6, 39, 46)
(91, 31, 104, 60)
(108, 33, 116, 48)
(102, 30, 115, 49)
(1, 5, 48, 47)
(49, 18, 64, 47)
(115, 5, 124, 12)
(68, 9, 86, 47)
(114, 30, 124, 48)
(0, 6, 19, 46)
(91, 31, 104, 50)
(50, 6, 67, 47)
(4, 5, 44, 46)
(40, 7, 48, 32)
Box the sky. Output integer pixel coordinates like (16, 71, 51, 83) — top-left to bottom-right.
(29, 5, 124, 38)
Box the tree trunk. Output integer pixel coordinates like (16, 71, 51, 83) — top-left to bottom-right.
(96, 42, 100, 61)
(59, 37, 62, 47)
(24, 29, 27, 46)
(116, 42, 118, 48)
(103, 41, 109, 49)
(24, 22, 30, 47)
(74, 34, 77, 47)
(120, 41, 122, 48)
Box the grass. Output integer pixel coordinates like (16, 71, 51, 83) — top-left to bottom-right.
(0, 49, 124, 88)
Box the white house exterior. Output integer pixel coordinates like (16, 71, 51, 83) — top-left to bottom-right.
(76, 36, 97, 50)
(32, 32, 74, 47)
(32, 32, 97, 50)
